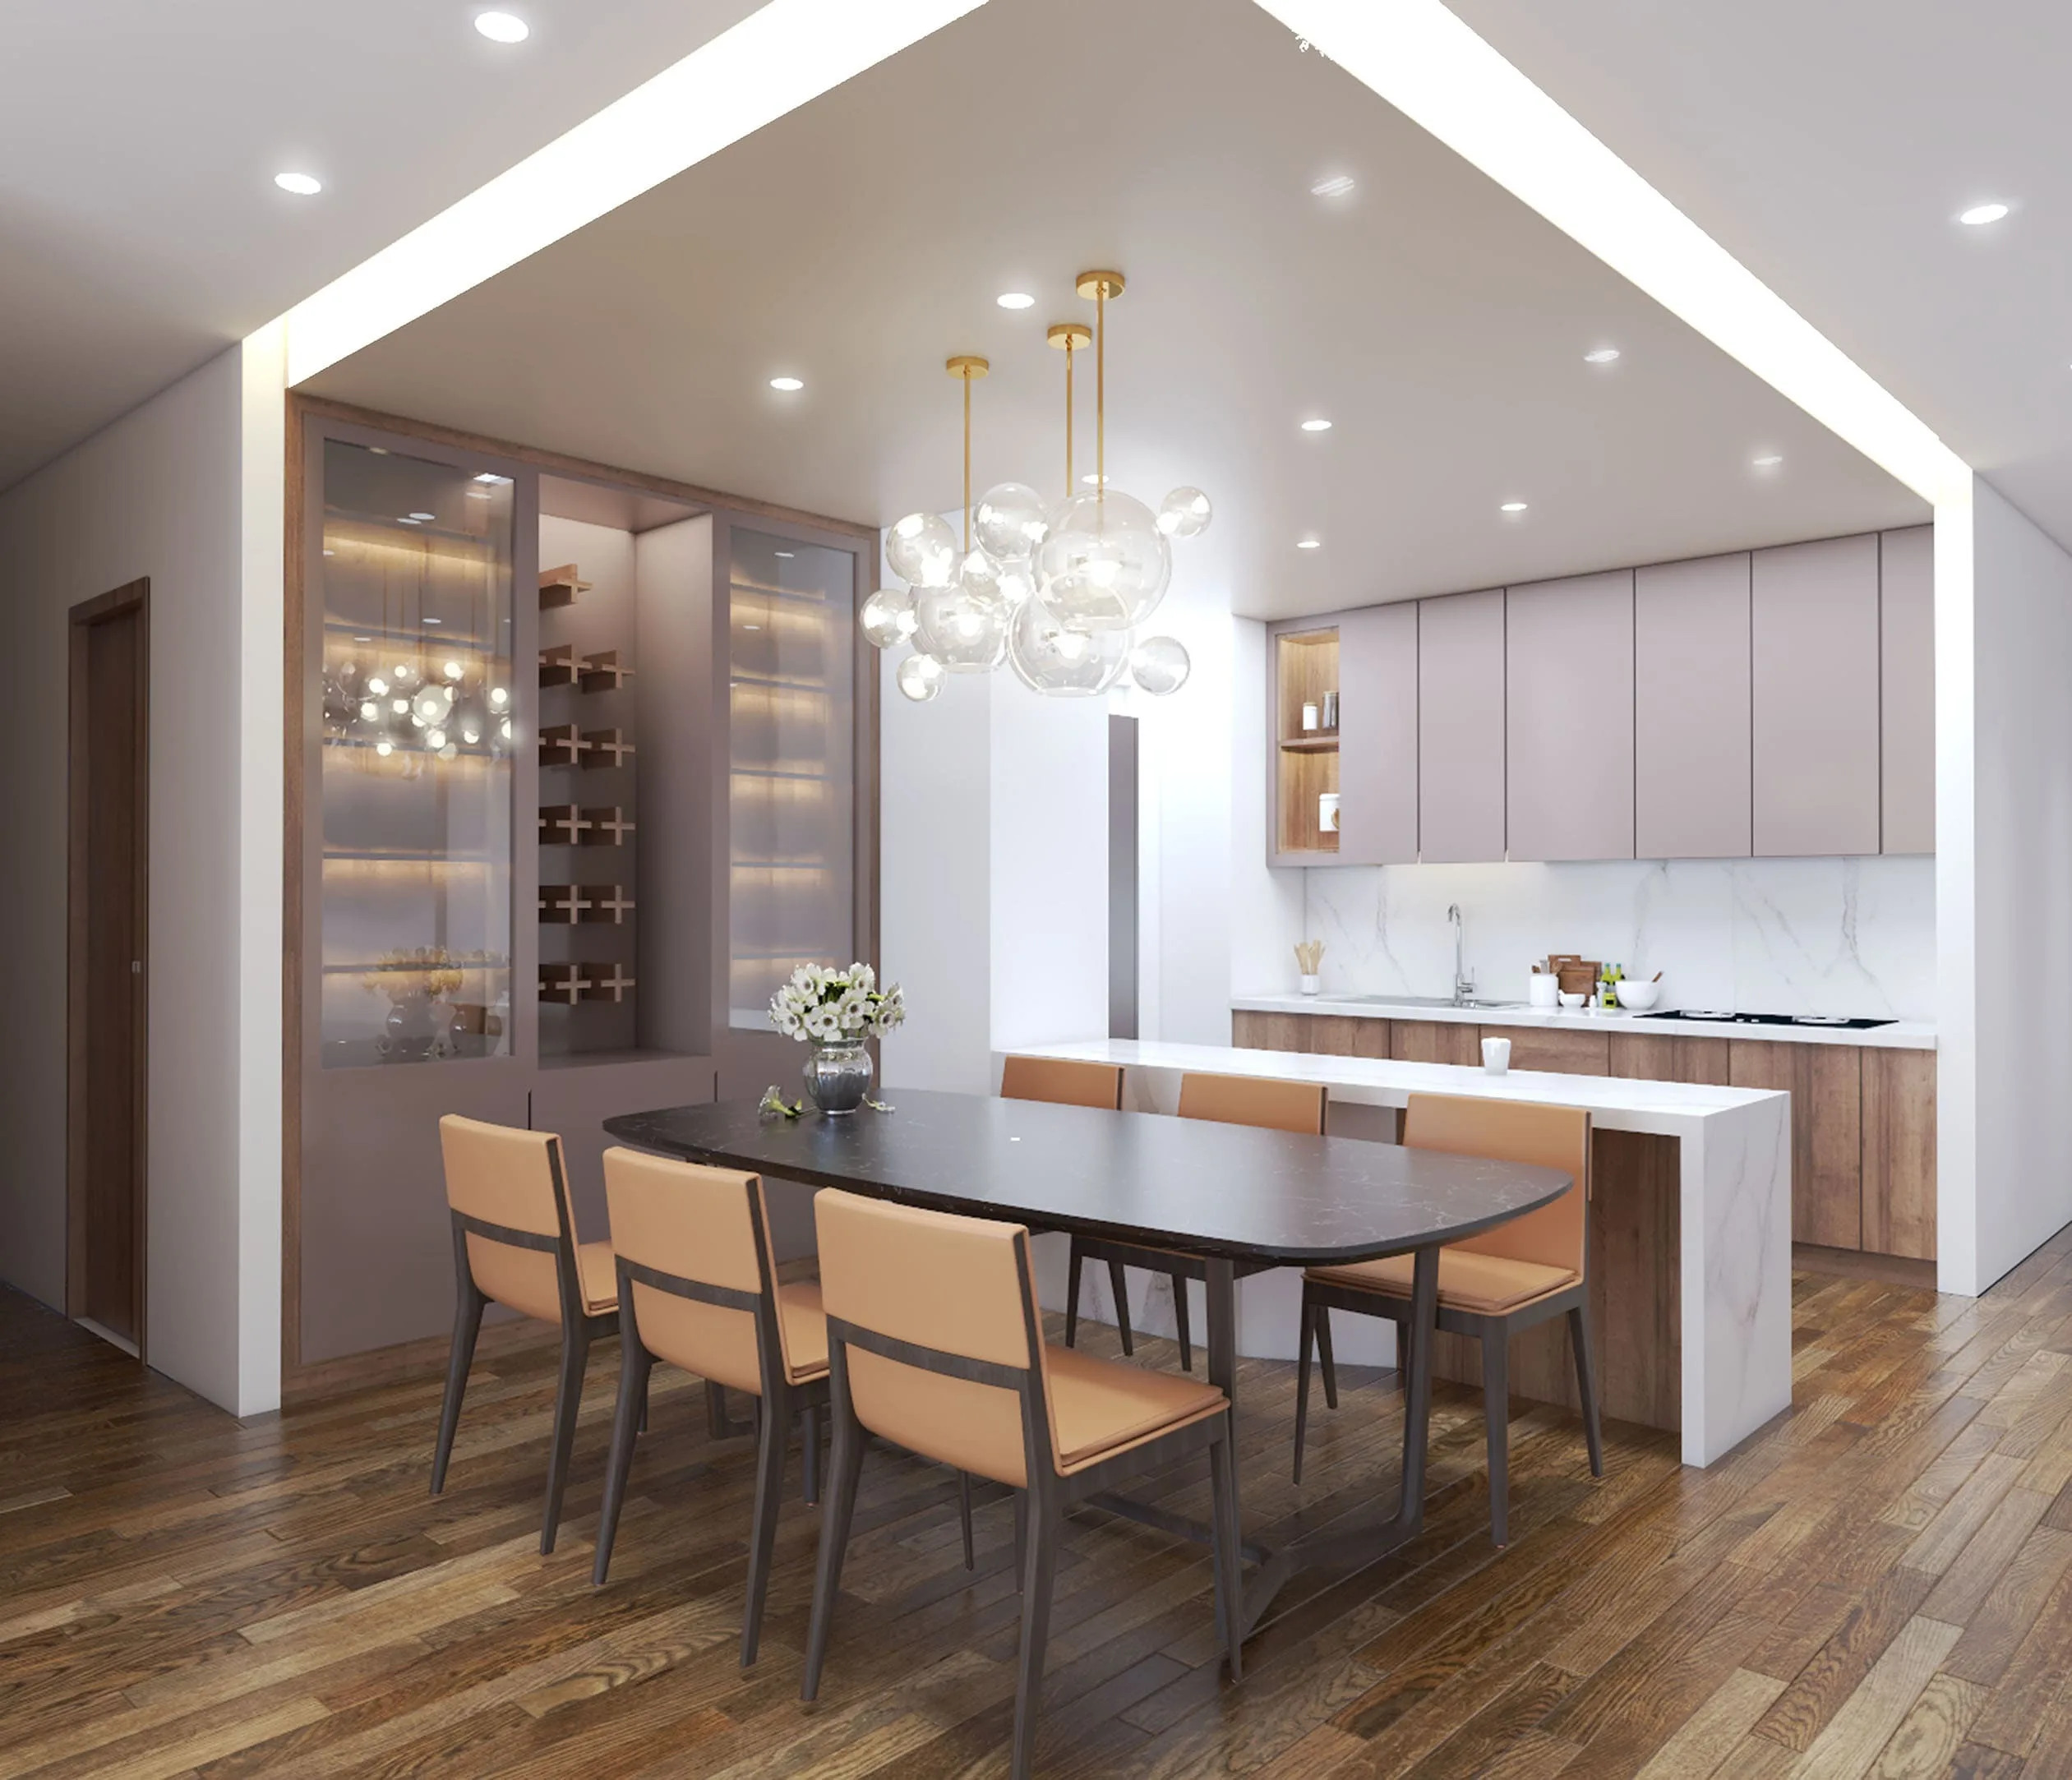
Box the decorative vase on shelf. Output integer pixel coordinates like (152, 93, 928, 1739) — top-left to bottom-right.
(1299, 974, 1321, 996)
(380, 991, 437, 1063)
(803, 1040, 874, 1115)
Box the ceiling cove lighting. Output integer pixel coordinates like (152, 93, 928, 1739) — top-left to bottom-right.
(1958, 202, 2010, 226)
(1301, 417, 1334, 431)
(996, 292, 1035, 310)
(768, 376, 804, 392)
(279, 0, 987, 384)
(1583, 346, 1620, 364)
(474, 11, 529, 42)
(1311, 174, 1357, 197)
(1249, 0, 1969, 507)
(275, 172, 322, 196)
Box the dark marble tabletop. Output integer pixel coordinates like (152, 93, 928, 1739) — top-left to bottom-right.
(604, 1090, 1571, 1266)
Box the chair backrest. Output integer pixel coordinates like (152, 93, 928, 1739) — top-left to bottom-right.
(439, 1114, 575, 1324)
(603, 1147, 778, 1397)
(1178, 1071, 1327, 1136)
(1401, 1093, 1590, 1276)
(1000, 1054, 1124, 1110)
(814, 1188, 1050, 1488)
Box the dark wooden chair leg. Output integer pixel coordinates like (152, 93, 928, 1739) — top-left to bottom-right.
(1010, 1497, 1061, 1780)
(1481, 1321, 1511, 1547)
(1013, 1487, 1027, 1589)
(958, 1470, 976, 1570)
(801, 1391, 866, 1700)
(1293, 1286, 1316, 1485)
(741, 1382, 790, 1667)
(1107, 1259, 1135, 1356)
(1064, 1244, 1084, 1349)
(637, 1361, 649, 1436)
(1208, 1421, 1244, 1683)
(431, 1269, 485, 1496)
(1569, 1303, 1605, 1478)
(1172, 1270, 1193, 1372)
(801, 1402, 821, 1506)
(592, 1335, 652, 1584)
(540, 1323, 592, 1556)
(1315, 1302, 1339, 1409)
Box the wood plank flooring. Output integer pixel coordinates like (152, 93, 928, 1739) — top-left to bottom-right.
(7, 1226, 2072, 1778)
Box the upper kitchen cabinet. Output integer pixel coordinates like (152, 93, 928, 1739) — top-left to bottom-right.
(1751, 535, 1881, 856)
(1269, 625, 1341, 861)
(1636, 553, 1752, 858)
(1418, 589, 1506, 861)
(1880, 526, 1935, 855)
(1336, 602, 1418, 864)
(1506, 571, 1635, 860)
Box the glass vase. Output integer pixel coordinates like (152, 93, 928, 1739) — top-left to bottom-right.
(802, 1040, 873, 1115)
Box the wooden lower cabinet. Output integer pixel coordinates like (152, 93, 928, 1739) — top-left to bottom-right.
(1391, 1018, 1481, 1066)
(1608, 1032, 1732, 1086)
(1862, 1049, 1936, 1261)
(1495, 1026, 1608, 1075)
(1728, 1040, 1864, 1251)
(1231, 1009, 1317, 1053)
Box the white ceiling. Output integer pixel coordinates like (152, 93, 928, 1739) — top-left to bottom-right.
(305, 0, 1927, 620)
(1448, 0, 2072, 552)
(0, 0, 759, 492)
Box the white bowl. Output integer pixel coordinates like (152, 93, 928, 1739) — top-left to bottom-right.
(1557, 991, 1586, 1009)
(1615, 980, 1661, 1010)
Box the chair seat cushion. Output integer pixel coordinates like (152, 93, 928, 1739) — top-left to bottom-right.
(1306, 1249, 1579, 1314)
(1043, 1344, 1226, 1472)
(778, 1280, 828, 1382)
(577, 1241, 619, 1316)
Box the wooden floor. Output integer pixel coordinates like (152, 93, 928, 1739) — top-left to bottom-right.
(8, 1229, 2072, 1779)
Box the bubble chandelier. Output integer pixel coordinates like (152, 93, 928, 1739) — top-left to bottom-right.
(866, 270, 1205, 703)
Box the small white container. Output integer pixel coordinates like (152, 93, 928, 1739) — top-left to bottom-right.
(1301, 702, 1320, 731)
(1614, 979, 1661, 1010)
(1527, 974, 1560, 1008)
(1318, 791, 1341, 832)
(1558, 990, 1587, 1009)
(1481, 1035, 1511, 1075)
(1299, 973, 1321, 996)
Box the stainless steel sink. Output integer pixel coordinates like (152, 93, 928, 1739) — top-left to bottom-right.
(1339, 994, 1525, 1012)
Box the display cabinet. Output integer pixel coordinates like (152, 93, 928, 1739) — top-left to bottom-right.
(1271, 626, 1340, 858)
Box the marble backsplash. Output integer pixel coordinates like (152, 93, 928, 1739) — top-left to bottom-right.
(1303, 856, 1936, 1021)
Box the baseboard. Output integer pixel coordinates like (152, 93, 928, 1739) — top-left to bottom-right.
(1793, 1243, 1937, 1290)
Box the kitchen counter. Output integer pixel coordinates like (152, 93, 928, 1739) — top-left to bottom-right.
(1008, 1037, 1792, 1468)
(1234, 994, 1936, 1050)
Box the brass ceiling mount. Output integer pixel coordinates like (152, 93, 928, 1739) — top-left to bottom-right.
(1045, 323, 1092, 352)
(1074, 270, 1126, 302)
(944, 353, 990, 380)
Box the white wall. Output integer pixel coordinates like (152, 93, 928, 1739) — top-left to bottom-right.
(0, 339, 285, 1415)
(1303, 855, 1936, 1019)
(1941, 480, 2072, 1292)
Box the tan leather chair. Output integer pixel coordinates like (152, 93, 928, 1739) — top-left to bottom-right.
(431, 1114, 621, 1556)
(1064, 1071, 1326, 1370)
(592, 1147, 833, 1664)
(803, 1189, 1241, 1780)
(1294, 1093, 1603, 1545)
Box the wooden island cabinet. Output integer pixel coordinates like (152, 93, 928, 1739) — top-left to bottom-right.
(1233, 1009, 1935, 1266)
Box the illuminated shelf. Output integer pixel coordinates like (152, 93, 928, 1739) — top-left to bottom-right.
(731, 577, 834, 606)
(324, 620, 502, 648)
(731, 860, 833, 872)
(322, 955, 510, 975)
(1279, 736, 1340, 754)
(731, 766, 832, 782)
(324, 850, 495, 865)
(728, 670, 829, 694)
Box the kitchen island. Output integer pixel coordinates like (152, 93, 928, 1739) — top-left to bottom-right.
(1006, 1036, 1791, 1467)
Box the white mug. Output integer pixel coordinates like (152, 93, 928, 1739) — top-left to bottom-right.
(1481, 1035, 1511, 1075)
(1301, 702, 1319, 731)
(1318, 791, 1341, 832)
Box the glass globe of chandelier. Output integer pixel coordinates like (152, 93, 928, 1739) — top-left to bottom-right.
(868, 270, 1202, 703)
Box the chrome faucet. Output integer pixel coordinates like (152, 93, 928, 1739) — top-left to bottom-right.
(1449, 903, 1474, 1006)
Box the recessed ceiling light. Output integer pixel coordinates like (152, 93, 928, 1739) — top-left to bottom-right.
(742, 623, 761, 630)
(422, 616, 443, 625)
(1297, 537, 1322, 550)
(1300, 417, 1333, 432)
(996, 292, 1035, 310)
(1751, 453, 1784, 468)
(1583, 347, 1621, 364)
(1500, 500, 1528, 514)
(474, 11, 529, 42)
(275, 172, 322, 196)
(1081, 473, 1109, 486)
(773, 550, 795, 557)
(396, 516, 422, 525)
(768, 376, 804, 392)
(1311, 174, 1356, 198)
(408, 511, 436, 521)
(1958, 202, 2010, 227)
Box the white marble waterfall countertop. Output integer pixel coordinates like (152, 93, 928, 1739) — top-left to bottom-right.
(1234, 994, 1936, 1050)
(1013, 1037, 1793, 1468)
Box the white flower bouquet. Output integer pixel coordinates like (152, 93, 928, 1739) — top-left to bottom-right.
(768, 961, 906, 1044)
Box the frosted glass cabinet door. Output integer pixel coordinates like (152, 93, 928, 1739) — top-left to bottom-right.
(1336, 602, 1418, 865)
(1880, 526, 1935, 855)
(1752, 535, 1880, 857)
(1417, 589, 1506, 862)
(1636, 553, 1752, 859)
(1505, 570, 1635, 861)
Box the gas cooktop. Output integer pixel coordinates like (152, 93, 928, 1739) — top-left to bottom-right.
(1636, 1009, 1897, 1031)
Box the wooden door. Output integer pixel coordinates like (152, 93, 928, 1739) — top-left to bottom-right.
(69, 583, 150, 1353)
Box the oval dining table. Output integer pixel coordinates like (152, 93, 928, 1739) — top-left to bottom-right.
(606, 1087, 1571, 1646)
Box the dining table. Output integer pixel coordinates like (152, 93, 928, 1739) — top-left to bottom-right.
(606, 1087, 1571, 1643)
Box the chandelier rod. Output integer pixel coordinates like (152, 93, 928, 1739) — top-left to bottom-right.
(944, 354, 989, 555)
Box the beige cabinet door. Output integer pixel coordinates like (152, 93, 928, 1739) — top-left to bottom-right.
(1417, 588, 1506, 862)
(1336, 602, 1419, 864)
(1880, 526, 1935, 855)
(1636, 553, 1752, 858)
(1506, 570, 1636, 860)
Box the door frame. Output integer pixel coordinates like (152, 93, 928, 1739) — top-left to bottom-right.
(67, 578, 151, 1356)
